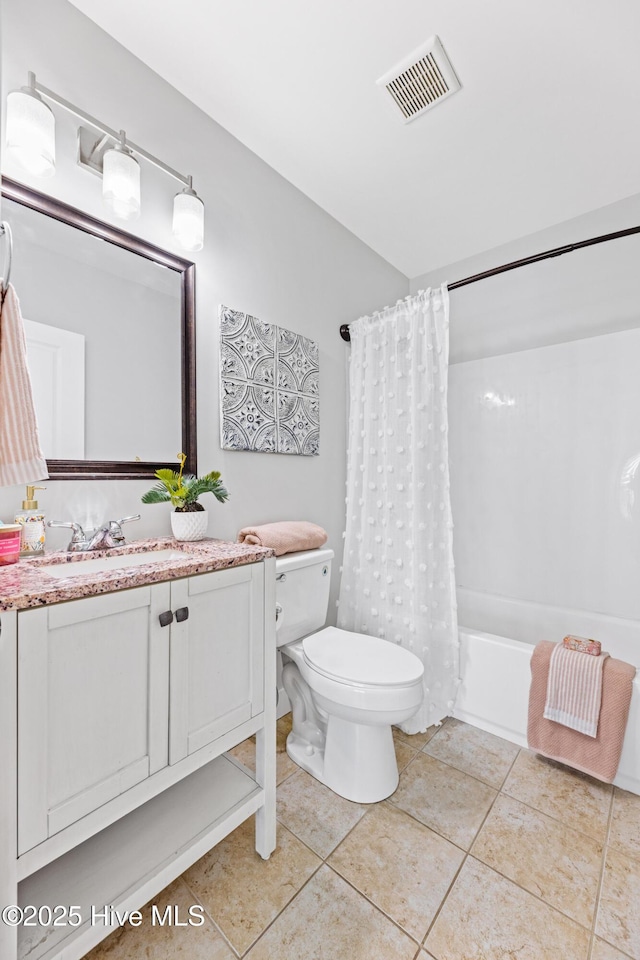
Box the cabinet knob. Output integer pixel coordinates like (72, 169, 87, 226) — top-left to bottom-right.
(159, 610, 174, 627)
(175, 606, 189, 623)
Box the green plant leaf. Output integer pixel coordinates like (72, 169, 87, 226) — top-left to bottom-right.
(154, 469, 182, 489)
(142, 467, 229, 508)
(185, 472, 230, 504)
(141, 488, 172, 505)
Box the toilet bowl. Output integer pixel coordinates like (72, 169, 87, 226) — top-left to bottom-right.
(276, 548, 424, 803)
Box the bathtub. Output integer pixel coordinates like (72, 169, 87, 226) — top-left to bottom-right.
(453, 588, 640, 796)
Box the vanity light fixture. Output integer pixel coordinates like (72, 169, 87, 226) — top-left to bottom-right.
(5, 72, 205, 249)
(5, 72, 56, 178)
(172, 176, 205, 252)
(102, 131, 141, 222)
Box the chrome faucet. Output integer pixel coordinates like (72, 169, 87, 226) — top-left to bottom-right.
(48, 515, 141, 552)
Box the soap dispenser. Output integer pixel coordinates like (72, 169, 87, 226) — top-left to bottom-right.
(15, 485, 47, 557)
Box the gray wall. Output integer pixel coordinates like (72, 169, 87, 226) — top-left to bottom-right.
(0, 0, 408, 618)
(410, 192, 640, 362)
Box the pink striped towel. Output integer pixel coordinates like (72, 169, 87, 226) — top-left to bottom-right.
(543, 643, 610, 738)
(0, 284, 48, 486)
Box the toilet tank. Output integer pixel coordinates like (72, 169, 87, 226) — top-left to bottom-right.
(275, 547, 334, 648)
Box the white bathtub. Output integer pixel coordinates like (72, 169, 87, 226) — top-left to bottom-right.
(453, 588, 640, 795)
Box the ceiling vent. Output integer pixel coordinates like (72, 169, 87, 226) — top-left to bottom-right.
(377, 36, 461, 124)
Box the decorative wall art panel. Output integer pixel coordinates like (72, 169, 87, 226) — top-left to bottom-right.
(220, 305, 319, 455)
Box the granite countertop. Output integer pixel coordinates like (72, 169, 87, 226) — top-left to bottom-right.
(0, 537, 275, 612)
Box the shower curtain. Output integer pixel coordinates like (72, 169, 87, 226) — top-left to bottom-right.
(337, 286, 459, 733)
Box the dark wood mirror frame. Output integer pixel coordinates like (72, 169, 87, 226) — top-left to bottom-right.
(2, 177, 197, 480)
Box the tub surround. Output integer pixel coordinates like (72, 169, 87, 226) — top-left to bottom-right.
(0, 537, 275, 611)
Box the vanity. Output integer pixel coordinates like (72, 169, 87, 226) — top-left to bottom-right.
(0, 539, 277, 960)
(0, 171, 277, 959)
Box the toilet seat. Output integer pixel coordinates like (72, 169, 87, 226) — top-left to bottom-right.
(302, 626, 424, 688)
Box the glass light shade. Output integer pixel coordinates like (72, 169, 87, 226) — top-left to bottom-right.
(6, 88, 55, 178)
(173, 189, 204, 251)
(102, 146, 141, 221)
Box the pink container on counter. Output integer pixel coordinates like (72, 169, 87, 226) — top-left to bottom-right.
(0, 524, 22, 565)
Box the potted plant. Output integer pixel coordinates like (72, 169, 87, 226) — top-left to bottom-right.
(141, 453, 229, 541)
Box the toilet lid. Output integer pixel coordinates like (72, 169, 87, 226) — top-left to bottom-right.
(302, 627, 424, 687)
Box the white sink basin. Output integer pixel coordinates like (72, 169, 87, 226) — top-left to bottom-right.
(41, 549, 187, 578)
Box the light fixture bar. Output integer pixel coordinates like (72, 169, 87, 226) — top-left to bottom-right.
(32, 75, 190, 187)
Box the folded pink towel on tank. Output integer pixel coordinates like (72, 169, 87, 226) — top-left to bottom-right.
(544, 643, 610, 737)
(529, 641, 635, 783)
(237, 521, 328, 557)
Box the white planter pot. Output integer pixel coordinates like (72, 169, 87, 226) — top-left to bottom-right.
(170, 509, 209, 542)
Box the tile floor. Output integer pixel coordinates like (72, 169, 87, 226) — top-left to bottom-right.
(84, 716, 640, 960)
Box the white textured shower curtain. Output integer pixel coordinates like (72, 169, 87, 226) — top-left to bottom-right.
(337, 287, 459, 733)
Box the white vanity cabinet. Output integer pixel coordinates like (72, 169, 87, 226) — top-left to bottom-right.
(0, 555, 276, 960)
(169, 564, 265, 765)
(18, 583, 172, 854)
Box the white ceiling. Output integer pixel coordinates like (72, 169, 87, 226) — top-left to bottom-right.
(68, 0, 640, 279)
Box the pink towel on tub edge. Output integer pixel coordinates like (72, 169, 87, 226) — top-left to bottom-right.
(529, 640, 636, 783)
(237, 521, 328, 557)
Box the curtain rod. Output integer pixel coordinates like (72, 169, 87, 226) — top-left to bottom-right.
(339, 223, 640, 342)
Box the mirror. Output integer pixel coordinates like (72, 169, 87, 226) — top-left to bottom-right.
(1, 177, 196, 479)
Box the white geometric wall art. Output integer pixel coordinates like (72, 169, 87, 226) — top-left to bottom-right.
(219, 304, 319, 455)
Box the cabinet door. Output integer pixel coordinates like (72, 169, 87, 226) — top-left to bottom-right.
(18, 583, 170, 855)
(169, 563, 265, 764)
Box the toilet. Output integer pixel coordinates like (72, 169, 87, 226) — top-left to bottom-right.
(276, 547, 424, 803)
